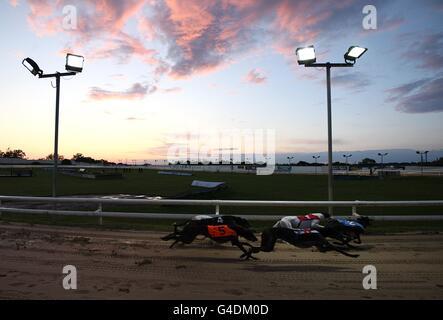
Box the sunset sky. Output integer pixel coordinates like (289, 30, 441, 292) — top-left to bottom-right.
(1, 0, 442, 163)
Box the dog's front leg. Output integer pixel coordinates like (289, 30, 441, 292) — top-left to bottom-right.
(234, 240, 258, 260)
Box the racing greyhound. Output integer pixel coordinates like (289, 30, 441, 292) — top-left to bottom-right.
(321, 213, 371, 247)
(161, 215, 258, 260)
(246, 227, 359, 258)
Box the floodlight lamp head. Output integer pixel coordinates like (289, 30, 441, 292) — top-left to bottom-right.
(296, 45, 316, 65)
(22, 57, 43, 76)
(344, 46, 367, 64)
(65, 53, 84, 73)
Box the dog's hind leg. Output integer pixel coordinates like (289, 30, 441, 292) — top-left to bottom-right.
(354, 234, 362, 244)
(321, 242, 359, 258)
(332, 238, 357, 249)
(169, 239, 180, 248)
(317, 236, 359, 258)
(161, 233, 177, 241)
(173, 220, 190, 233)
(331, 246, 359, 258)
(345, 241, 359, 249)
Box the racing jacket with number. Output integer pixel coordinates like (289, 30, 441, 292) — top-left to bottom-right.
(273, 213, 325, 230)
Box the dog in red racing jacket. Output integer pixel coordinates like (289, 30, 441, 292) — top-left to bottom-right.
(161, 215, 259, 260)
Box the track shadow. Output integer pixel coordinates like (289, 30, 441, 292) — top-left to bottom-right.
(169, 255, 244, 264)
(242, 264, 354, 273)
(345, 244, 374, 251)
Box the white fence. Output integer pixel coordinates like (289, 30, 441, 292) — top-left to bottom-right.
(2, 164, 443, 175)
(1, 195, 443, 222)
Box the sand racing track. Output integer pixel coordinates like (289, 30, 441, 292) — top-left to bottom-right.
(0, 222, 442, 299)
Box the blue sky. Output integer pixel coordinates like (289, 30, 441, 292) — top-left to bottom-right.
(0, 0, 442, 163)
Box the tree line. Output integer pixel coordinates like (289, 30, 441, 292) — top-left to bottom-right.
(0, 149, 114, 165)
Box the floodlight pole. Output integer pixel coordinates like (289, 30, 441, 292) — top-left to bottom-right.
(305, 62, 353, 215)
(39, 71, 76, 197)
(313, 156, 320, 175)
(416, 151, 428, 176)
(343, 154, 352, 175)
(378, 153, 388, 169)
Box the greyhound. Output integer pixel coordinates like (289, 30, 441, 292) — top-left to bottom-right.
(320, 212, 371, 248)
(245, 227, 359, 259)
(161, 215, 259, 260)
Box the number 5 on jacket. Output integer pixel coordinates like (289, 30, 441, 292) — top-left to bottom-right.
(207, 225, 237, 238)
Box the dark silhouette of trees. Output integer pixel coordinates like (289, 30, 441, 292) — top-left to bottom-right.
(45, 154, 64, 160)
(359, 158, 376, 165)
(431, 157, 443, 166)
(72, 153, 84, 161)
(70, 153, 114, 165)
(0, 148, 26, 159)
(71, 153, 96, 163)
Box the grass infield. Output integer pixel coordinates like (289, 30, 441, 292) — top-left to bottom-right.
(1, 168, 442, 232)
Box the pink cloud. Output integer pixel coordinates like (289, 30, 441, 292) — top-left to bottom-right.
(26, 0, 60, 36)
(245, 69, 266, 84)
(89, 83, 156, 101)
(161, 87, 182, 93)
(22, 0, 390, 79)
(381, 17, 405, 31)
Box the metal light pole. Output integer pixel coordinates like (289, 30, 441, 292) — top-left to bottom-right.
(296, 45, 367, 215)
(378, 152, 388, 169)
(23, 54, 83, 197)
(343, 154, 352, 175)
(416, 151, 429, 175)
(307, 63, 352, 215)
(312, 155, 320, 175)
(39, 71, 76, 196)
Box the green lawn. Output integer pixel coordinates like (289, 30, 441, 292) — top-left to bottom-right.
(1, 168, 442, 232)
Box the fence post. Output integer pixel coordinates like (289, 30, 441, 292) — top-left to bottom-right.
(215, 204, 220, 215)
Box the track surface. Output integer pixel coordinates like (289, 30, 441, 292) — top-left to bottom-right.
(0, 222, 442, 299)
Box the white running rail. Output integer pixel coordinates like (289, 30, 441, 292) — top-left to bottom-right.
(1, 195, 443, 222)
